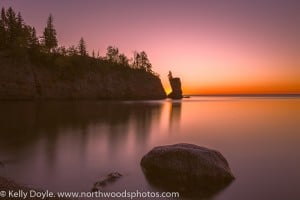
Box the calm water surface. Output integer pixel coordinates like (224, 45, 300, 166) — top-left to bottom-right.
(0, 97, 300, 199)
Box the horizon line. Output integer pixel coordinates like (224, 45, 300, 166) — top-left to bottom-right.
(184, 93, 300, 97)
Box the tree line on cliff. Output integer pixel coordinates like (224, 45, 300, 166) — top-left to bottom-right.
(0, 7, 158, 76)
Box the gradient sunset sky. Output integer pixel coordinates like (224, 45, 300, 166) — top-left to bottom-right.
(1, 0, 300, 94)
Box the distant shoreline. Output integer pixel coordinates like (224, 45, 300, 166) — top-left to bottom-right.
(0, 94, 299, 102)
(186, 94, 300, 97)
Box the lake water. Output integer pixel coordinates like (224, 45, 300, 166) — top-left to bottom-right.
(0, 97, 300, 199)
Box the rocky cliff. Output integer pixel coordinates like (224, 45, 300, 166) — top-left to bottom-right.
(0, 56, 166, 100)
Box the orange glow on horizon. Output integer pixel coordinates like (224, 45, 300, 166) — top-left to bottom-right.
(181, 81, 300, 95)
(163, 75, 300, 95)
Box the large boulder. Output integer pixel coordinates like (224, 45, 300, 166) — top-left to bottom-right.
(140, 143, 234, 198)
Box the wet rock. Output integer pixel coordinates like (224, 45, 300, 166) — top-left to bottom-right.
(140, 143, 234, 198)
(92, 172, 122, 192)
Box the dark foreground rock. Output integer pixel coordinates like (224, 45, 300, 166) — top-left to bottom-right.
(140, 143, 235, 198)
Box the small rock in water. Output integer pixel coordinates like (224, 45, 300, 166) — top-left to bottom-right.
(107, 172, 122, 179)
(92, 172, 122, 192)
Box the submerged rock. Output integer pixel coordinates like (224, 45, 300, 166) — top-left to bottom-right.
(140, 143, 234, 198)
(92, 172, 122, 192)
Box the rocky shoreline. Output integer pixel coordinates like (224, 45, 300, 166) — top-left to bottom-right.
(0, 176, 71, 200)
(0, 55, 167, 101)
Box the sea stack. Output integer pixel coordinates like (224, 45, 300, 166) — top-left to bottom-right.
(167, 71, 183, 99)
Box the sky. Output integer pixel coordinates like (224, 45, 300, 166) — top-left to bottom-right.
(1, 0, 300, 94)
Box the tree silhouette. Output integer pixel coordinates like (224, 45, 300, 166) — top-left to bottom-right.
(16, 12, 23, 28)
(0, 7, 34, 55)
(43, 14, 57, 52)
(168, 71, 173, 79)
(0, 8, 6, 48)
(67, 45, 78, 56)
(15, 12, 27, 50)
(78, 37, 87, 56)
(118, 53, 129, 66)
(133, 51, 140, 69)
(28, 27, 38, 48)
(6, 7, 17, 47)
(1, 8, 6, 24)
(106, 46, 119, 62)
(133, 51, 152, 72)
(140, 51, 152, 72)
(0, 6, 161, 80)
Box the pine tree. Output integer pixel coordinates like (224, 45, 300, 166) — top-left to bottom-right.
(28, 27, 38, 48)
(119, 53, 129, 66)
(0, 7, 36, 53)
(16, 12, 23, 28)
(6, 7, 17, 46)
(106, 46, 119, 62)
(0, 8, 6, 48)
(132, 51, 152, 72)
(78, 37, 87, 56)
(133, 51, 140, 69)
(1, 7, 6, 24)
(67, 45, 78, 56)
(43, 14, 57, 52)
(15, 12, 27, 49)
(140, 51, 152, 72)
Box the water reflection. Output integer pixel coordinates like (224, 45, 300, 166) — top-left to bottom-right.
(0, 101, 163, 152)
(0, 100, 233, 199)
(169, 100, 182, 131)
(0, 101, 165, 193)
(1, 98, 299, 199)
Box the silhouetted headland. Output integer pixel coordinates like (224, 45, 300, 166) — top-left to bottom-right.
(0, 7, 166, 100)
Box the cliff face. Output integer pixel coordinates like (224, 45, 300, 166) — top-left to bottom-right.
(168, 77, 183, 99)
(0, 57, 166, 100)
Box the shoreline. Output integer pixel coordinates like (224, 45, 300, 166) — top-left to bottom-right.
(0, 176, 71, 200)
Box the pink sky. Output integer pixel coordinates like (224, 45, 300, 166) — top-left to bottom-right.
(2, 0, 300, 94)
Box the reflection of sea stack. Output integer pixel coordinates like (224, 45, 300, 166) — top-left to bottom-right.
(167, 71, 183, 99)
(169, 102, 181, 130)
